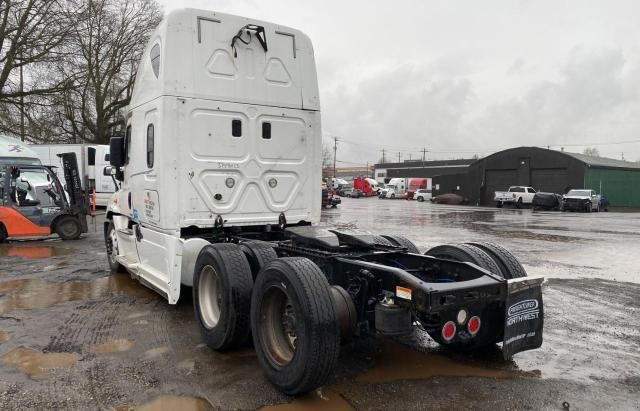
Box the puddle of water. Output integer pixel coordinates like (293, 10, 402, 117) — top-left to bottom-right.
(0, 331, 11, 343)
(262, 388, 353, 411)
(93, 339, 135, 354)
(131, 395, 212, 411)
(357, 339, 534, 384)
(0, 246, 71, 259)
(0, 273, 155, 315)
(144, 347, 169, 359)
(1, 346, 79, 380)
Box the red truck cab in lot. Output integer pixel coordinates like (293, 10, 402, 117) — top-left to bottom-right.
(352, 177, 378, 197)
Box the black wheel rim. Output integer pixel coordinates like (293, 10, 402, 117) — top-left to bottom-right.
(260, 285, 297, 366)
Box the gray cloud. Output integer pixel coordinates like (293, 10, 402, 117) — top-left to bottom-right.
(160, 0, 640, 162)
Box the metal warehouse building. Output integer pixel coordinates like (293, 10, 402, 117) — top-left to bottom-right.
(466, 147, 640, 207)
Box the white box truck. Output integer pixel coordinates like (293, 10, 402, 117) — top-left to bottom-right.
(30, 144, 115, 206)
(103, 8, 543, 396)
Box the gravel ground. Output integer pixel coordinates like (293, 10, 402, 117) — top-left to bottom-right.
(0, 200, 639, 410)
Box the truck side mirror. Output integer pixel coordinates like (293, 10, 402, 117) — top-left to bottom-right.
(103, 166, 114, 176)
(109, 136, 126, 167)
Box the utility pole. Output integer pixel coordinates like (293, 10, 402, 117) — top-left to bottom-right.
(332, 136, 338, 179)
(398, 152, 401, 163)
(422, 148, 427, 161)
(381, 149, 385, 163)
(19, 53, 25, 142)
(366, 161, 369, 178)
(622, 152, 625, 161)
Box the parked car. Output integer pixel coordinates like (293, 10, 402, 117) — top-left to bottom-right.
(336, 185, 353, 197)
(532, 192, 563, 211)
(562, 189, 601, 212)
(347, 189, 362, 198)
(431, 193, 466, 205)
(494, 186, 537, 208)
(414, 189, 433, 202)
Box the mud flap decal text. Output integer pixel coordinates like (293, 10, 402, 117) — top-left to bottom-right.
(502, 277, 544, 359)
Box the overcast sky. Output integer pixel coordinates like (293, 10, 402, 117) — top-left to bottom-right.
(159, 0, 640, 164)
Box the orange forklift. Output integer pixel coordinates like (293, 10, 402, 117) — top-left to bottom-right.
(0, 152, 88, 242)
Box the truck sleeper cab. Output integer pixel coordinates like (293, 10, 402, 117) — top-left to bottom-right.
(105, 9, 544, 396)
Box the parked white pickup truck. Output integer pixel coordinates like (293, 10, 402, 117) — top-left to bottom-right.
(494, 186, 537, 208)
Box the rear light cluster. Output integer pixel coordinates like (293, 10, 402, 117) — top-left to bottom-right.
(440, 310, 481, 343)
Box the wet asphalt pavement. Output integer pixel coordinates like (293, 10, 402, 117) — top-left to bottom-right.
(0, 199, 639, 410)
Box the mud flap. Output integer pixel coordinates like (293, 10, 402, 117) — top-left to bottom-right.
(502, 277, 544, 359)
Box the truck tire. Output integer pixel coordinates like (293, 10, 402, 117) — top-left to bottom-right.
(586, 201, 592, 213)
(381, 235, 420, 253)
(0, 224, 7, 243)
(251, 257, 340, 396)
(240, 241, 278, 279)
(193, 243, 253, 351)
(515, 198, 523, 209)
(424, 244, 504, 349)
(496, 202, 503, 208)
(417, 196, 424, 202)
(390, 193, 395, 199)
(425, 244, 501, 276)
(466, 242, 528, 279)
(105, 221, 125, 273)
(372, 234, 394, 246)
(55, 215, 82, 240)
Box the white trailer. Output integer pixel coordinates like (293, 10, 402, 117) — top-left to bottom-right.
(104, 8, 544, 397)
(30, 144, 115, 206)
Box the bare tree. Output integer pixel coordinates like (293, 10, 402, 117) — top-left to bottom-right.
(583, 147, 600, 157)
(0, 0, 75, 102)
(58, 0, 162, 144)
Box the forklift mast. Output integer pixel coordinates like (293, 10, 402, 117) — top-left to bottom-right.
(57, 152, 86, 213)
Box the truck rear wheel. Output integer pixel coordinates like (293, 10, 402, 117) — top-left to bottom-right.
(193, 243, 253, 350)
(425, 244, 501, 276)
(251, 257, 340, 396)
(240, 241, 278, 279)
(381, 235, 420, 253)
(515, 198, 523, 209)
(466, 242, 527, 279)
(424, 244, 503, 349)
(55, 215, 82, 240)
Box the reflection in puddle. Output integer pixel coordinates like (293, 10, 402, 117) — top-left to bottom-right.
(1, 347, 79, 380)
(262, 389, 353, 411)
(93, 339, 135, 354)
(0, 245, 71, 259)
(0, 331, 11, 343)
(133, 395, 212, 411)
(0, 273, 155, 315)
(358, 340, 535, 383)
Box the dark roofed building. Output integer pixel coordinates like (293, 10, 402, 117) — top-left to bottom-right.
(374, 159, 474, 181)
(466, 147, 640, 207)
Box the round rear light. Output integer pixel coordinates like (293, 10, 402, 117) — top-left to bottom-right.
(468, 316, 481, 335)
(441, 321, 456, 342)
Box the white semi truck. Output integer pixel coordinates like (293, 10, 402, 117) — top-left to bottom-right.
(104, 9, 544, 396)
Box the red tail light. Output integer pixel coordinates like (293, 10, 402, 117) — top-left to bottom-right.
(468, 316, 481, 336)
(441, 321, 456, 342)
